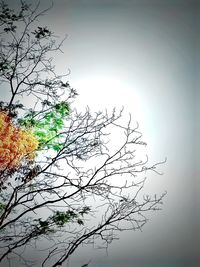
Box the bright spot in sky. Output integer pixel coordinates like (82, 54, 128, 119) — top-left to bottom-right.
(69, 75, 148, 189)
(72, 73, 149, 151)
(73, 74, 143, 120)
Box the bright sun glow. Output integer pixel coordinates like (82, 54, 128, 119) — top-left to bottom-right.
(73, 75, 143, 118)
(68, 75, 148, 188)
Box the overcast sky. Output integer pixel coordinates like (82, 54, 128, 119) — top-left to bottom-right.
(1, 0, 199, 267)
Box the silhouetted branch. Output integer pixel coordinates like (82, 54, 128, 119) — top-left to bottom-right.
(0, 1, 166, 267)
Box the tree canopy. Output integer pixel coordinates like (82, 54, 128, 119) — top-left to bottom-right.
(0, 1, 166, 267)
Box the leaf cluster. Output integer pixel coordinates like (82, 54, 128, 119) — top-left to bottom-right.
(18, 101, 70, 151)
(34, 207, 90, 235)
(32, 26, 52, 39)
(0, 101, 24, 118)
(0, 1, 29, 32)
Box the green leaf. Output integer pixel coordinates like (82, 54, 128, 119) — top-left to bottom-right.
(35, 131, 46, 138)
(52, 144, 63, 152)
(0, 203, 6, 213)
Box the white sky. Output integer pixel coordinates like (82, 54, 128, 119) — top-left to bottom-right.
(47, 1, 199, 266)
(1, 0, 199, 267)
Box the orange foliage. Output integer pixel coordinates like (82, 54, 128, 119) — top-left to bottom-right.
(0, 111, 39, 170)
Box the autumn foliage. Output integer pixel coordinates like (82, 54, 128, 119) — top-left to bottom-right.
(0, 111, 38, 170)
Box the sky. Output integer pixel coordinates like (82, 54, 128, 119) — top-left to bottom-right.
(1, 0, 199, 267)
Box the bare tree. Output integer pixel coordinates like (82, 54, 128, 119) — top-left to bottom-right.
(0, 1, 166, 267)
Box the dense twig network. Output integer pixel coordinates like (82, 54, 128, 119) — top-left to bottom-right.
(0, 1, 166, 267)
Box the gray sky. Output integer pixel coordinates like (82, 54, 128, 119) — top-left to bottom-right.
(1, 0, 199, 266)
